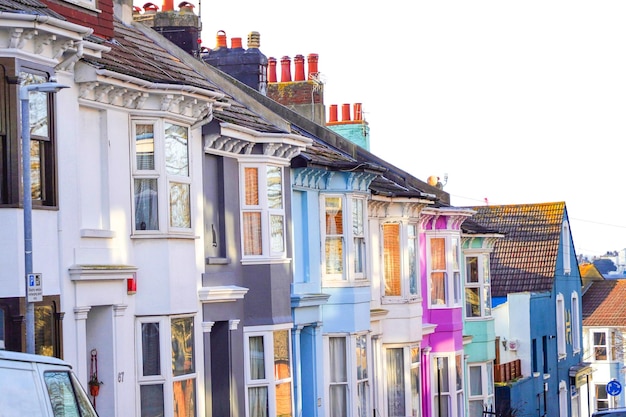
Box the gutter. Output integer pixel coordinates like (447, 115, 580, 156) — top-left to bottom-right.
(0, 12, 94, 37)
(93, 68, 226, 101)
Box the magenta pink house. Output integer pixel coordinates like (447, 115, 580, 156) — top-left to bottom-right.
(420, 207, 474, 417)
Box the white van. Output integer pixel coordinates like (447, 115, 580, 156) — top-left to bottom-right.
(0, 350, 98, 416)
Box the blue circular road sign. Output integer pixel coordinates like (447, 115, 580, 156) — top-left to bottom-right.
(607, 380, 622, 396)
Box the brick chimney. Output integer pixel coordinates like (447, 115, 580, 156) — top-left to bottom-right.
(326, 102, 370, 150)
(266, 52, 325, 124)
(134, 1, 201, 56)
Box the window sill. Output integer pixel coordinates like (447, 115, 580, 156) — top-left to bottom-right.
(206, 257, 229, 265)
(381, 297, 421, 304)
(241, 257, 291, 266)
(322, 280, 370, 288)
(131, 233, 198, 240)
(465, 316, 494, 321)
(429, 304, 462, 309)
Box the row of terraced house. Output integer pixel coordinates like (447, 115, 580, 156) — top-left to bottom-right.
(0, 0, 597, 416)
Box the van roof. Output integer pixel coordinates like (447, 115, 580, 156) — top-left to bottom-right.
(0, 350, 70, 367)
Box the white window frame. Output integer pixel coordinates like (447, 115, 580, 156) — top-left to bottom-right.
(427, 233, 462, 308)
(381, 221, 421, 303)
(320, 194, 369, 285)
(591, 329, 613, 362)
(432, 355, 452, 417)
(243, 324, 294, 417)
(131, 119, 192, 235)
(464, 252, 492, 319)
(467, 362, 494, 417)
(571, 291, 580, 353)
(556, 293, 566, 359)
(324, 333, 373, 417)
(136, 314, 198, 417)
(383, 344, 421, 417)
(239, 163, 287, 262)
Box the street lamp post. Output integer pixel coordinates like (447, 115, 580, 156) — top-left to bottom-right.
(19, 80, 68, 354)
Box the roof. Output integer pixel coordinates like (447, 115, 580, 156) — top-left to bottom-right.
(466, 202, 566, 297)
(0, 0, 65, 19)
(583, 279, 626, 327)
(81, 19, 287, 134)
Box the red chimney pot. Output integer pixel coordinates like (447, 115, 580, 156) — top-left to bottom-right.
(280, 56, 292, 82)
(353, 103, 362, 121)
(294, 55, 305, 81)
(162, 0, 173, 11)
(307, 53, 319, 79)
(329, 104, 338, 123)
(215, 30, 227, 49)
(231, 37, 243, 49)
(268, 57, 277, 83)
(341, 103, 351, 121)
(143, 2, 159, 12)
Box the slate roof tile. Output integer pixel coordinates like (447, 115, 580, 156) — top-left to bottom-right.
(0, 0, 65, 19)
(81, 18, 284, 134)
(583, 280, 626, 326)
(465, 202, 565, 297)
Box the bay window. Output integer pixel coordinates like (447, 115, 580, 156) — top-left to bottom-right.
(132, 120, 191, 233)
(464, 254, 492, 318)
(241, 164, 286, 259)
(321, 195, 368, 282)
(432, 354, 464, 417)
(382, 222, 420, 301)
(326, 334, 372, 417)
(245, 327, 293, 417)
(428, 235, 462, 307)
(385, 345, 421, 417)
(137, 315, 197, 417)
(468, 362, 494, 417)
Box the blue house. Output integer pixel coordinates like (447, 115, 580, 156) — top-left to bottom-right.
(467, 202, 591, 417)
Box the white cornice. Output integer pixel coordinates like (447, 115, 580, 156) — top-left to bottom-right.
(0, 13, 106, 69)
(204, 122, 312, 162)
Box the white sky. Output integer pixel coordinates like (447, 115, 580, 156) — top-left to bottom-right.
(137, 0, 626, 257)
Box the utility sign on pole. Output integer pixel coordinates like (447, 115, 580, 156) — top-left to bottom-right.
(27, 273, 42, 302)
